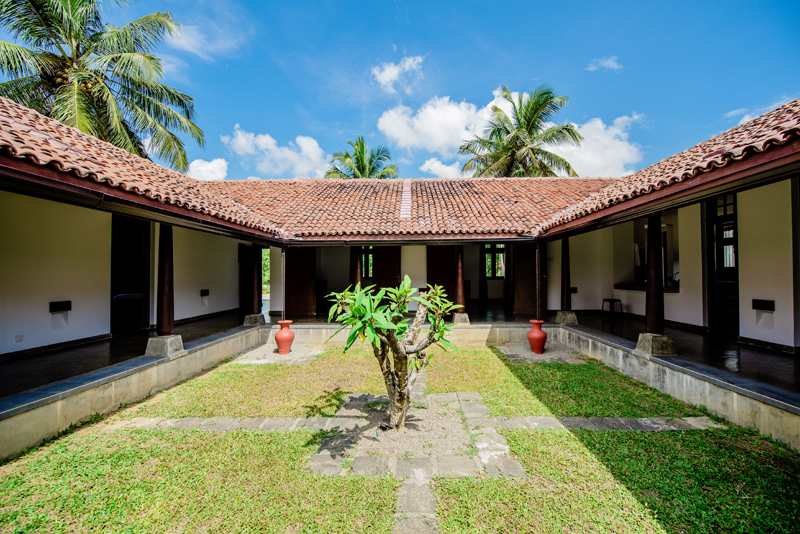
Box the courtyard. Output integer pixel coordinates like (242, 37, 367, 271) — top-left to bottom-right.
(2, 341, 798, 534)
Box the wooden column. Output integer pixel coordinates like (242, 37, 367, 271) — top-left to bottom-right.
(250, 245, 263, 315)
(455, 245, 466, 313)
(535, 240, 547, 320)
(156, 224, 174, 336)
(560, 238, 571, 311)
(355, 248, 363, 286)
(646, 214, 665, 334)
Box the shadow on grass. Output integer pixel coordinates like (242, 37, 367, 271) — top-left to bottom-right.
(490, 345, 800, 533)
(302, 387, 349, 417)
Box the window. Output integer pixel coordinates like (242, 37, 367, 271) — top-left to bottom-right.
(630, 210, 680, 291)
(360, 246, 373, 278)
(484, 243, 505, 279)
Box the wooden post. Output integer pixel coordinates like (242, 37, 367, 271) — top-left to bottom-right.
(646, 214, 665, 334)
(355, 247, 363, 285)
(251, 245, 262, 315)
(535, 240, 547, 320)
(156, 224, 174, 336)
(560, 237, 571, 311)
(455, 245, 466, 313)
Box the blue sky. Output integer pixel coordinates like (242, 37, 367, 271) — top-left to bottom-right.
(85, 1, 800, 179)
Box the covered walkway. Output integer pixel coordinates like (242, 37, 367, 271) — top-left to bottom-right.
(0, 311, 244, 399)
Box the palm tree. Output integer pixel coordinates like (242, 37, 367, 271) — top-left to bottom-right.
(460, 86, 583, 177)
(0, 0, 203, 172)
(325, 136, 398, 179)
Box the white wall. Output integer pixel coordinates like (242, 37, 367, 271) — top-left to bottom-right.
(613, 205, 704, 326)
(0, 191, 111, 353)
(172, 226, 240, 321)
(401, 245, 427, 310)
(738, 181, 795, 346)
(546, 230, 615, 310)
(269, 246, 283, 312)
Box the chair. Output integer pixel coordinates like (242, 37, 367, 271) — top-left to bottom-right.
(602, 298, 623, 318)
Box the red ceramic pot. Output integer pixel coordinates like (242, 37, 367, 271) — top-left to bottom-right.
(527, 319, 547, 354)
(275, 320, 295, 355)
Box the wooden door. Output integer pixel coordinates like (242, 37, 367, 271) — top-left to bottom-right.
(285, 247, 316, 316)
(513, 242, 536, 315)
(373, 246, 401, 289)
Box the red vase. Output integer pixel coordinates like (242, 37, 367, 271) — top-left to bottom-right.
(275, 320, 295, 355)
(527, 319, 547, 354)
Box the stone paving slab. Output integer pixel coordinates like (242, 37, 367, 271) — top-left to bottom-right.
(325, 417, 368, 432)
(559, 417, 602, 430)
(258, 417, 299, 431)
(684, 416, 726, 430)
(484, 455, 526, 479)
(436, 455, 480, 477)
(352, 456, 392, 476)
(395, 516, 438, 534)
(464, 416, 496, 430)
(456, 392, 483, 402)
(196, 417, 239, 432)
(397, 482, 436, 513)
(589, 417, 632, 431)
(396, 457, 435, 480)
(307, 453, 343, 476)
(294, 417, 329, 431)
(426, 393, 458, 403)
(459, 401, 488, 415)
(232, 418, 266, 431)
(526, 416, 566, 430)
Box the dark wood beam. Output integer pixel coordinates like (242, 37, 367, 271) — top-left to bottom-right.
(560, 238, 571, 311)
(455, 245, 466, 313)
(156, 224, 174, 336)
(250, 245, 263, 315)
(646, 214, 665, 334)
(535, 241, 547, 320)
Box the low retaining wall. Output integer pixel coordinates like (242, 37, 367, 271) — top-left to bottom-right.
(0, 325, 263, 460)
(550, 325, 800, 451)
(261, 323, 534, 347)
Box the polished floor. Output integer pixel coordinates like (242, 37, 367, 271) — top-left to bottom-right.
(579, 313, 800, 394)
(0, 311, 243, 399)
(3, 299, 799, 399)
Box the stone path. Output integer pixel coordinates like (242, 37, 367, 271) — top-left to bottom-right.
(113, 413, 724, 434)
(108, 367, 724, 534)
(495, 340, 587, 364)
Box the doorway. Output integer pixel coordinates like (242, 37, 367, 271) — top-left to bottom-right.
(706, 194, 739, 336)
(110, 215, 151, 335)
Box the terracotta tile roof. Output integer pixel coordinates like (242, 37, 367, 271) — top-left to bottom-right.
(536, 98, 800, 234)
(0, 97, 288, 238)
(208, 177, 615, 239)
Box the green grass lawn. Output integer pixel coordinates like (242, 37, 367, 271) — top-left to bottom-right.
(0, 427, 398, 533)
(426, 346, 700, 417)
(3, 343, 799, 534)
(435, 428, 800, 534)
(124, 344, 386, 419)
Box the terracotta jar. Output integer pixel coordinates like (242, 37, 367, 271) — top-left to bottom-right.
(275, 320, 295, 355)
(527, 319, 547, 354)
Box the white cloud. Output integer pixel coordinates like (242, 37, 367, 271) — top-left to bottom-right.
(187, 158, 229, 181)
(377, 89, 514, 158)
(586, 56, 622, 72)
(371, 56, 424, 95)
(221, 124, 329, 178)
(420, 158, 464, 178)
(159, 54, 190, 83)
(723, 95, 795, 125)
(549, 114, 645, 176)
(378, 96, 490, 157)
(167, 24, 247, 60)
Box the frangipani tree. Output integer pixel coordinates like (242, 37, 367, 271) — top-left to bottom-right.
(328, 276, 458, 428)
